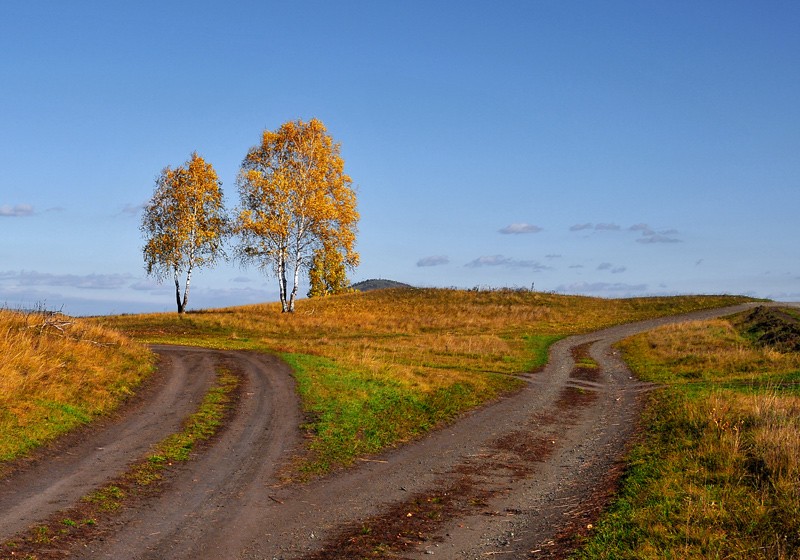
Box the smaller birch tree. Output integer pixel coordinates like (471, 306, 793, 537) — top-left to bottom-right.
(236, 118, 359, 312)
(141, 152, 228, 313)
(307, 243, 354, 297)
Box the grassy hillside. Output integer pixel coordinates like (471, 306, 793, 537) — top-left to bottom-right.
(96, 288, 752, 475)
(576, 306, 800, 559)
(0, 310, 154, 467)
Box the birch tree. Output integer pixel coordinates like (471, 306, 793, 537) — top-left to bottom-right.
(141, 152, 228, 313)
(236, 118, 359, 312)
(307, 242, 353, 297)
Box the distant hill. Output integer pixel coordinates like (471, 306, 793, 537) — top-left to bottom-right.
(350, 279, 413, 292)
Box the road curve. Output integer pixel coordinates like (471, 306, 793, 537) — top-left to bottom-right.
(0, 346, 218, 541)
(3, 303, 790, 559)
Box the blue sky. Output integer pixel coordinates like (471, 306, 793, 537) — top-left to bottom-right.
(2, 1, 798, 315)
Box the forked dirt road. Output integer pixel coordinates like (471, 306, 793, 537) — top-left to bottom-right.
(1, 303, 786, 559)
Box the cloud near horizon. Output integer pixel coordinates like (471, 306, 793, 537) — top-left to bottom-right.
(0, 204, 34, 217)
(498, 223, 543, 234)
(465, 255, 550, 271)
(597, 262, 627, 274)
(570, 222, 682, 243)
(635, 225, 681, 243)
(569, 222, 622, 232)
(554, 281, 648, 295)
(0, 270, 134, 290)
(417, 255, 450, 267)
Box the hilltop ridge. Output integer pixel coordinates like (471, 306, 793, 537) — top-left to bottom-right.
(350, 279, 413, 292)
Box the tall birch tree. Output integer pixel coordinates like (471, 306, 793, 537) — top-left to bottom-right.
(141, 152, 228, 313)
(236, 118, 359, 312)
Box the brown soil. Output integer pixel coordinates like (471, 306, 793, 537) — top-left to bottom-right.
(2, 302, 790, 560)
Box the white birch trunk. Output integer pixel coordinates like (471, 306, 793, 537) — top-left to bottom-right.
(174, 268, 185, 314)
(278, 253, 289, 313)
(182, 264, 192, 313)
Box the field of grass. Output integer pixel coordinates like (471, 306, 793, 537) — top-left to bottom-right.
(576, 307, 800, 559)
(0, 309, 154, 466)
(95, 288, 751, 475)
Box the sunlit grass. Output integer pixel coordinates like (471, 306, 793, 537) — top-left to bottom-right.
(576, 309, 800, 559)
(0, 310, 154, 465)
(96, 288, 751, 474)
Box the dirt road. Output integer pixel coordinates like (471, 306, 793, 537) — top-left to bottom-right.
(0, 303, 776, 558)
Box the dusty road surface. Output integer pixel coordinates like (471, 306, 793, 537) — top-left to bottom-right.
(1, 303, 781, 559)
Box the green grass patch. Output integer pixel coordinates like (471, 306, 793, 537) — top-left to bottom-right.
(522, 334, 564, 371)
(284, 352, 521, 476)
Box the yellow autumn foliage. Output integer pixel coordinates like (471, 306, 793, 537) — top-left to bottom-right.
(236, 119, 358, 312)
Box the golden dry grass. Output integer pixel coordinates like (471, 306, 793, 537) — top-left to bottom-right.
(623, 318, 800, 384)
(578, 310, 800, 559)
(0, 310, 154, 463)
(101, 288, 749, 389)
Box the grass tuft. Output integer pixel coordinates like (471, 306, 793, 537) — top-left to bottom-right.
(0, 309, 154, 465)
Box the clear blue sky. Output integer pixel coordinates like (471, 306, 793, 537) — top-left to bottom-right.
(2, 1, 798, 315)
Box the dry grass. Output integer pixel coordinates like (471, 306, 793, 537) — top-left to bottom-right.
(623, 318, 800, 386)
(100, 289, 749, 383)
(577, 309, 800, 559)
(0, 309, 154, 464)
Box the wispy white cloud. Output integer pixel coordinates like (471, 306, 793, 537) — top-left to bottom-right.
(417, 255, 450, 267)
(0, 204, 34, 217)
(637, 233, 681, 244)
(629, 223, 653, 234)
(498, 223, 543, 234)
(569, 222, 621, 232)
(572, 221, 682, 243)
(0, 270, 134, 290)
(554, 281, 648, 294)
(597, 262, 627, 274)
(629, 223, 682, 243)
(129, 278, 171, 293)
(465, 255, 550, 271)
(465, 255, 512, 267)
